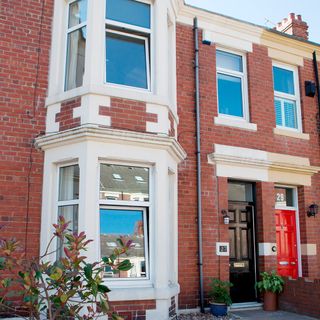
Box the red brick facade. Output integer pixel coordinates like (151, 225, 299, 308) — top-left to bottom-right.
(0, 0, 53, 258)
(176, 22, 320, 309)
(1, 1, 320, 318)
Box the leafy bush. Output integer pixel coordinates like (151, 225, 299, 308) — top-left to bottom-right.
(208, 278, 233, 306)
(256, 271, 284, 293)
(0, 217, 133, 320)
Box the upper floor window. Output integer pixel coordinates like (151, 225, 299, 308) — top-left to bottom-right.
(105, 0, 151, 90)
(65, 0, 87, 91)
(273, 64, 301, 131)
(99, 164, 150, 280)
(216, 49, 249, 120)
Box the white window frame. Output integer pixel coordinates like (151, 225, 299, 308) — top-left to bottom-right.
(216, 48, 250, 122)
(104, 0, 152, 92)
(274, 185, 302, 278)
(98, 162, 152, 287)
(56, 162, 80, 258)
(273, 62, 302, 132)
(64, 0, 87, 91)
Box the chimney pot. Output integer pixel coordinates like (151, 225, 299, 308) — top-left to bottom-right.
(276, 13, 309, 40)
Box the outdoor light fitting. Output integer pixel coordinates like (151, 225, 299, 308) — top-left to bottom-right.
(221, 209, 230, 225)
(307, 203, 318, 218)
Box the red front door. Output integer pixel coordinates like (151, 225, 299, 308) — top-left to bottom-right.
(275, 209, 298, 279)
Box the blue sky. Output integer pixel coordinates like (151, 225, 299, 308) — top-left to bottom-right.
(185, 0, 320, 44)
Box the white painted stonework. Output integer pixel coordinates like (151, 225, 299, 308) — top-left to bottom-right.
(259, 243, 277, 256)
(146, 103, 170, 135)
(46, 103, 61, 133)
(208, 144, 320, 186)
(301, 244, 317, 256)
(73, 94, 111, 126)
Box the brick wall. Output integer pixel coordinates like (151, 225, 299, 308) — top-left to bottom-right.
(0, 0, 53, 258)
(279, 277, 320, 318)
(176, 22, 320, 309)
(109, 300, 156, 320)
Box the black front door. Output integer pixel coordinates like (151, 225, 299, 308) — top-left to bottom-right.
(229, 202, 257, 303)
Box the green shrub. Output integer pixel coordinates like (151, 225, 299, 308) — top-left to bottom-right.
(256, 271, 284, 293)
(0, 216, 133, 320)
(208, 278, 233, 306)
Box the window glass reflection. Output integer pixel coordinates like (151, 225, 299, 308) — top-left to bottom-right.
(69, 0, 87, 28)
(100, 164, 149, 202)
(106, 0, 150, 29)
(100, 208, 147, 278)
(58, 165, 80, 201)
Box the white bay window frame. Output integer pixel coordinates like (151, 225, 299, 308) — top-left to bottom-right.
(104, 0, 152, 91)
(64, 0, 88, 91)
(98, 161, 153, 288)
(273, 62, 302, 132)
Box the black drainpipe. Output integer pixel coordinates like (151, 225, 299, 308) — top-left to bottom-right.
(313, 51, 320, 111)
(193, 17, 204, 313)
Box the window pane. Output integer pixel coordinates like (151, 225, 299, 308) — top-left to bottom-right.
(68, 0, 87, 28)
(106, 33, 148, 89)
(57, 205, 78, 258)
(274, 99, 282, 126)
(217, 50, 243, 72)
(273, 66, 295, 95)
(275, 187, 294, 207)
(58, 205, 78, 233)
(284, 100, 298, 129)
(106, 0, 150, 29)
(228, 182, 253, 202)
(65, 27, 86, 91)
(59, 165, 80, 201)
(218, 73, 243, 117)
(100, 164, 149, 201)
(100, 208, 147, 278)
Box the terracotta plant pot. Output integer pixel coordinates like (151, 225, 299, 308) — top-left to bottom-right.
(263, 291, 278, 311)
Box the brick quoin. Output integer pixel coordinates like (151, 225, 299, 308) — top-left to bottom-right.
(176, 22, 320, 309)
(56, 97, 81, 132)
(0, 0, 53, 258)
(99, 97, 158, 133)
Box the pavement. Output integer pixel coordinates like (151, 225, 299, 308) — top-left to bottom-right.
(231, 310, 319, 320)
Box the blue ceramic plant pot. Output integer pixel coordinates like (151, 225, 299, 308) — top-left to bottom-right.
(209, 302, 228, 317)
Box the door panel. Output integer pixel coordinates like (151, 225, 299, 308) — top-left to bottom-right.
(229, 203, 257, 302)
(275, 209, 298, 279)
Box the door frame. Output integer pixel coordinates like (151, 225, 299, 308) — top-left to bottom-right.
(274, 185, 302, 277)
(228, 181, 259, 302)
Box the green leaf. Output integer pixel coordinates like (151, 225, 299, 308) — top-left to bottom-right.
(84, 264, 93, 279)
(60, 294, 68, 303)
(99, 298, 110, 313)
(97, 284, 111, 294)
(117, 259, 133, 271)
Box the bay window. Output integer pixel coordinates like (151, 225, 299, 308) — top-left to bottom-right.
(99, 164, 150, 279)
(273, 64, 301, 131)
(65, 0, 87, 91)
(105, 0, 151, 90)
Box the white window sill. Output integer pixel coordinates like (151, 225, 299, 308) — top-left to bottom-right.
(214, 116, 257, 131)
(273, 128, 310, 140)
(108, 283, 180, 301)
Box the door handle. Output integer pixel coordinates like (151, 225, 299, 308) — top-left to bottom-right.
(291, 262, 296, 265)
(279, 261, 289, 265)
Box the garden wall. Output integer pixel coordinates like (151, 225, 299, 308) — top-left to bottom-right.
(279, 277, 320, 318)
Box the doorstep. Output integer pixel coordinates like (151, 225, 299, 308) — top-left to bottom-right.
(230, 302, 263, 311)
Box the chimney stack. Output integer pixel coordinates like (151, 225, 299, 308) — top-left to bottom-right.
(276, 13, 309, 40)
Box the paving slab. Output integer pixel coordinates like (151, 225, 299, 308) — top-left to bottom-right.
(231, 310, 319, 320)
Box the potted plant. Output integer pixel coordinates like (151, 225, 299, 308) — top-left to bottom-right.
(256, 271, 284, 311)
(208, 278, 233, 316)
